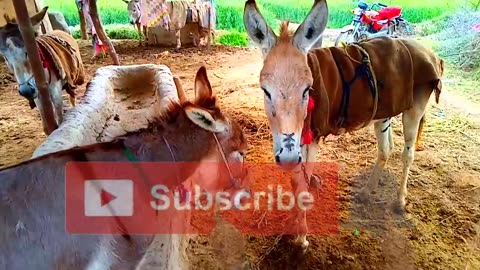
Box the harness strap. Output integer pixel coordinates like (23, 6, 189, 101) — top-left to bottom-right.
(332, 43, 379, 128)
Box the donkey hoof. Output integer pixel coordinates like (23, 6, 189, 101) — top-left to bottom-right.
(293, 237, 309, 253)
(415, 143, 425, 152)
(355, 189, 370, 203)
(393, 200, 406, 215)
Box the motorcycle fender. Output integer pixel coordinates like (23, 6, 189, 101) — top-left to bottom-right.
(340, 25, 355, 33)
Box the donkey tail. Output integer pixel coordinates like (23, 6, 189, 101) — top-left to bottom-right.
(415, 115, 425, 151)
(434, 58, 445, 104)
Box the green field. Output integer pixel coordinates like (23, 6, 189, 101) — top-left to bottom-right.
(45, 0, 466, 31)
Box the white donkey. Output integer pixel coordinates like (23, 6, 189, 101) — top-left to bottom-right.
(122, 0, 148, 41)
(0, 7, 85, 135)
(123, 0, 216, 49)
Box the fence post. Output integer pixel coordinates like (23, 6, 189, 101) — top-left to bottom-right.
(12, 0, 58, 134)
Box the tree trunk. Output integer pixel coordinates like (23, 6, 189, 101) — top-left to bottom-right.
(78, 6, 87, 40)
(88, 0, 120, 65)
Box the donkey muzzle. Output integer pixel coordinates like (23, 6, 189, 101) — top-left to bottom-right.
(274, 133, 302, 170)
(18, 83, 38, 100)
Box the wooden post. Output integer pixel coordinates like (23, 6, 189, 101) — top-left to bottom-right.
(77, 1, 88, 40)
(88, 0, 120, 65)
(207, 4, 211, 51)
(12, 0, 58, 134)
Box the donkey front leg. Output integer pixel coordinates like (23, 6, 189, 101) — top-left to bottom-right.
(175, 29, 181, 49)
(135, 22, 142, 40)
(142, 25, 148, 42)
(302, 142, 322, 189)
(358, 118, 394, 202)
(33, 97, 50, 135)
(290, 142, 319, 252)
(50, 81, 65, 126)
(290, 168, 310, 252)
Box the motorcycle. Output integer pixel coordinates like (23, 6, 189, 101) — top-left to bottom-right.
(334, 1, 411, 46)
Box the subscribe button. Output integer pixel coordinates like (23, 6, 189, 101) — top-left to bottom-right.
(65, 162, 340, 236)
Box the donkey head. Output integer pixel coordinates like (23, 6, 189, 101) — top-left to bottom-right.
(0, 7, 49, 101)
(174, 66, 248, 194)
(243, 0, 328, 170)
(123, 0, 142, 25)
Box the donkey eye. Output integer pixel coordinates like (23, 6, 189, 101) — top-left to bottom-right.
(302, 86, 311, 99)
(261, 87, 271, 100)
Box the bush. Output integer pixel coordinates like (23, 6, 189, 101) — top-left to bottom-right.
(215, 31, 248, 47)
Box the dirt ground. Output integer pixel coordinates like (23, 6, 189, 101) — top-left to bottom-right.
(1, 33, 479, 270)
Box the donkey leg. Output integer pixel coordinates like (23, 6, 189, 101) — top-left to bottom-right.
(33, 97, 49, 135)
(175, 29, 181, 49)
(415, 115, 425, 151)
(136, 22, 142, 41)
(305, 143, 322, 189)
(358, 118, 393, 202)
(396, 111, 424, 213)
(68, 95, 76, 107)
(290, 169, 310, 252)
(290, 143, 319, 252)
(143, 25, 148, 42)
(51, 84, 64, 126)
(396, 85, 432, 213)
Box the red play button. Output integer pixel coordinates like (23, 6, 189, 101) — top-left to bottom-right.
(100, 189, 117, 206)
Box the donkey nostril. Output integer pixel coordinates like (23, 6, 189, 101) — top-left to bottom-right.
(275, 155, 280, 163)
(298, 156, 302, 163)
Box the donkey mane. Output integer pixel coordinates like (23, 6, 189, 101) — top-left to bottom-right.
(278, 20, 293, 42)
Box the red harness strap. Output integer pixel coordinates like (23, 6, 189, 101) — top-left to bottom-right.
(301, 96, 315, 145)
(37, 46, 52, 70)
(36, 46, 53, 84)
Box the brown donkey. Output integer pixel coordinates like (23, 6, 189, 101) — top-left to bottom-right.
(244, 0, 444, 251)
(0, 66, 247, 269)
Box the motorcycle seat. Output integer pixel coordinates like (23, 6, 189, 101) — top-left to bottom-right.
(377, 7, 402, 20)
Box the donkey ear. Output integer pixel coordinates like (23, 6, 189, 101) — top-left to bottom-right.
(185, 105, 228, 133)
(30, 6, 48, 27)
(244, 0, 277, 58)
(292, 0, 328, 54)
(173, 75, 188, 103)
(4, 14, 17, 24)
(194, 66, 214, 103)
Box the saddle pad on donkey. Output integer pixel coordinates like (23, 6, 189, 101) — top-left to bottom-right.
(169, 1, 197, 30)
(36, 30, 85, 96)
(197, 0, 216, 29)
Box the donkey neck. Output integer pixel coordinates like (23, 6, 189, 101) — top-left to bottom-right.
(121, 122, 217, 163)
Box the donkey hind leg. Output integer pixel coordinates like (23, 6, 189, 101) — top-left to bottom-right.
(358, 118, 394, 202)
(396, 110, 425, 213)
(415, 115, 425, 151)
